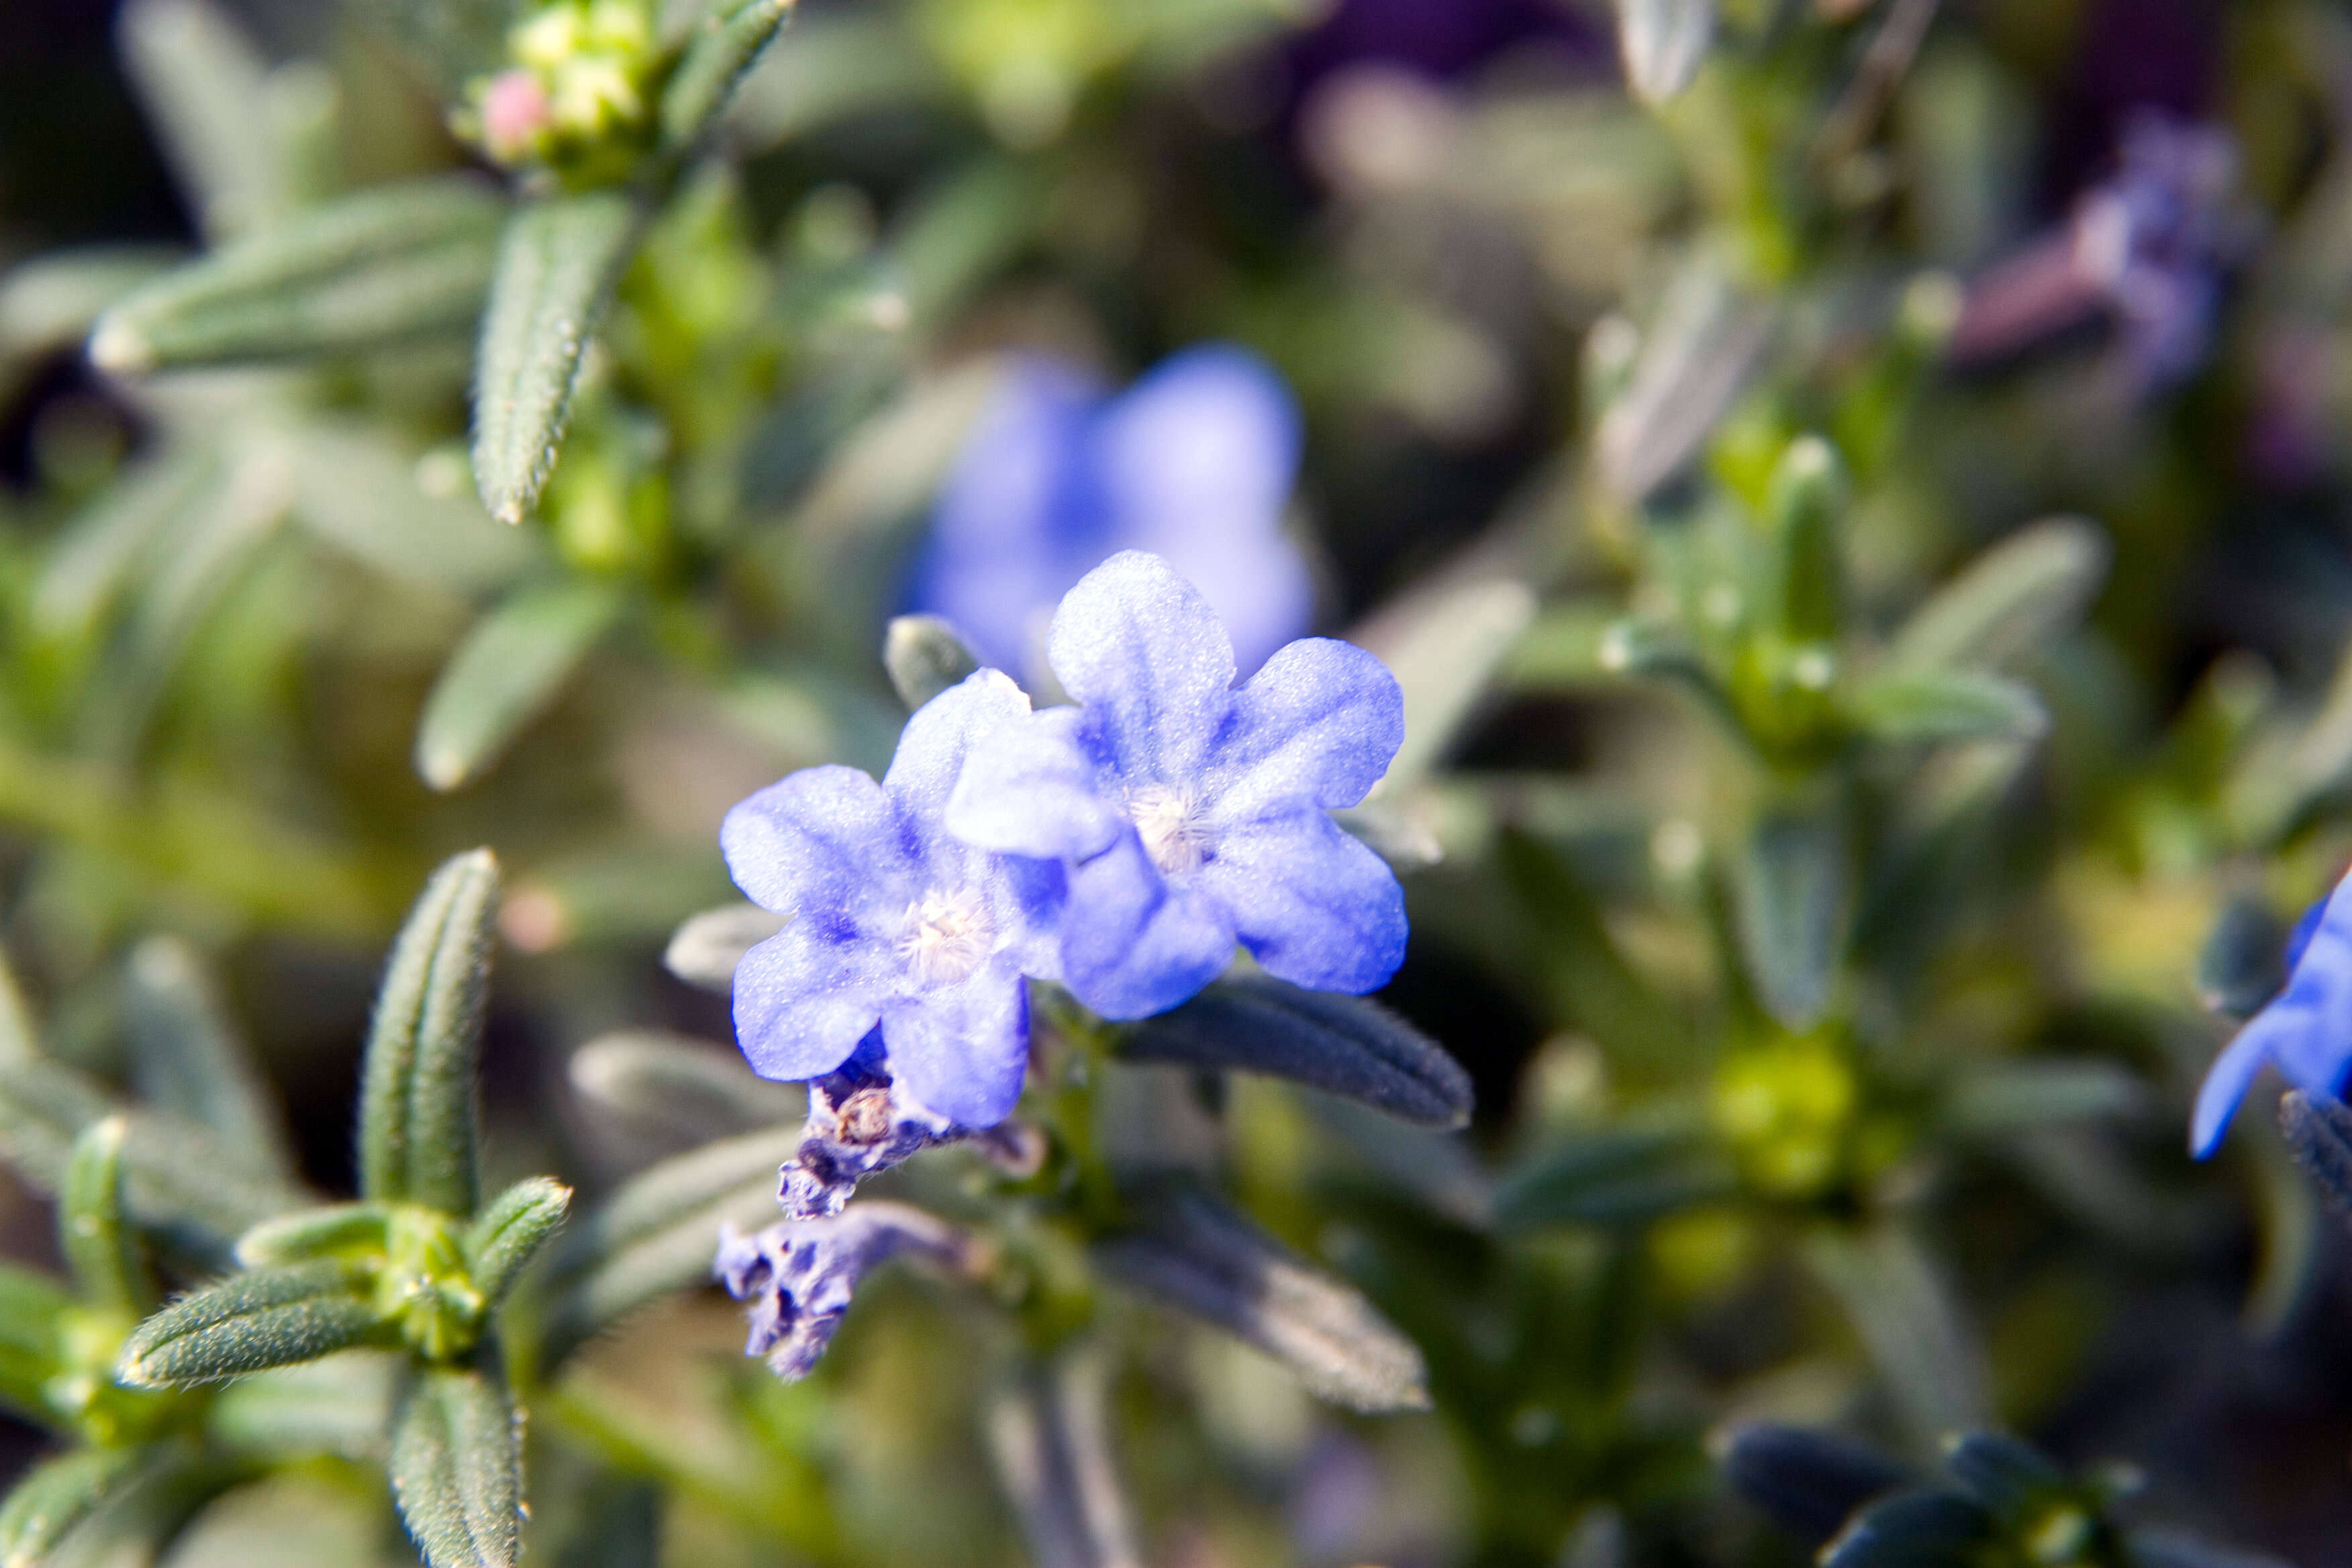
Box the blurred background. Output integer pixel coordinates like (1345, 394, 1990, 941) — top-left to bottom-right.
(8, 0, 2352, 1563)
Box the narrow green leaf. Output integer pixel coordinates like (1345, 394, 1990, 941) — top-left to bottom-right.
(1943, 1061, 2149, 1140)
(0, 1446, 150, 1568)
(116, 0, 285, 240)
(359, 850, 501, 1214)
(882, 614, 979, 712)
(344, 0, 510, 93)
(414, 581, 623, 791)
(1494, 1124, 1735, 1228)
(1595, 260, 1771, 504)
(0, 1055, 117, 1189)
(985, 1350, 1144, 1568)
(234, 1203, 393, 1269)
(533, 1125, 799, 1373)
(471, 193, 642, 524)
(390, 1365, 523, 1568)
(0, 1264, 75, 1424)
(1091, 1184, 1429, 1414)
(462, 1177, 572, 1307)
(1885, 516, 2111, 674)
(1802, 1224, 1985, 1451)
(1360, 577, 1538, 798)
(2198, 892, 2287, 1020)
(1822, 1488, 1991, 1568)
(206, 1351, 400, 1461)
(568, 1030, 803, 1155)
(286, 422, 532, 595)
(1848, 667, 2049, 744)
(1615, 0, 1714, 105)
(1118, 977, 1473, 1129)
(60, 1117, 152, 1316)
(117, 1259, 382, 1386)
(125, 936, 297, 1187)
(32, 444, 223, 644)
(89, 178, 503, 373)
(1733, 800, 1849, 1031)
(661, 903, 786, 995)
(659, 0, 799, 152)
(890, 158, 1046, 327)
(0, 246, 179, 364)
(1764, 435, 1846, 646)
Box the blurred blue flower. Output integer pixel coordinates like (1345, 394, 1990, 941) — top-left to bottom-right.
(1951, 110, 2244, 395)
(716, 1201, 973, 1379)
(906, 345, 1312, 685)
(2193, 876, 2352, 1157)
(946, 551, 1407, 1021)
(722, 669, 1063, 1131)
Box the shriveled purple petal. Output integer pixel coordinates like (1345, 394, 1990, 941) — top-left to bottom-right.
(779, 1038, 961, 1218)
(1208, 637, 1404, 815)
(716, 1202, 974, 1379)
(884, 668, 1034, 818)
(948, 705, 1122, 861)
(1059, 832, 1236, 1020)
(732, 925, 891, 1084)
(722, 765, 899, 914)
(882, 957, 1034, 1128)
(1197, 806, 1406, 995)
(1047, 552, 1236, 781)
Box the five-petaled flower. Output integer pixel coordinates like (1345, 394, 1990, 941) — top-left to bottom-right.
(945, 551, 1408, 1020)
(905, 346, 1312, 687)
(2193, 874, 2352, 1158)
(722, 669, 1063, 1130)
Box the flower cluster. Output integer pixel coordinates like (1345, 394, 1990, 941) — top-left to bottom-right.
(905, 347, 1312, 688)
(2192, 875, 2350, 1158)
(457, 0, 658, 168)
(720, 550, 1407, 1199)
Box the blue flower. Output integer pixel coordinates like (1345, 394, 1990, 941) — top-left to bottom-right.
(906, 345, 1312, 685)
(722, 669, 1063, 1132)
(716, 1201, 975, 1379)
(944, 551, 1408, 1021)
(2192, 876, 2352, 1158)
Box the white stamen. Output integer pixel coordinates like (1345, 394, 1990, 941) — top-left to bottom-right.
(1128, 785, 1205, 876)
(898, 888, 994, 987)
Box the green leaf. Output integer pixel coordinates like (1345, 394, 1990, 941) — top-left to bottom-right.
(117, 1260, 382, 1386)
(415, 580, 622, 791)
(985, 1350, 1144, 1568)
(471, 193, 643, 524)
(1764, 435, 1846, 646)
(1595, 259, 1771, 504)
(234, 1203, 393, 1269)
(1732, 799, 1848, 1031)
(659, 0, 799, 152)
(390, 1365, 523, 1568)
(0, 1055, 118, 1191)
(1822, 1488, 1991, 1568)
(462, 1178, 572, 1307)
(1885, 516, 2110, 674)
(285, 422, 534, 595)
(1118, 977, 1473, 1129)
(661, 903, 786, 995)
(124, 936, 297, 1187)
(344, 0, 511, 93)
(1493, 1123, 1735, 1228)
(0, 1264, 74, 1424)
(116, 0, 286, 240)
(206, 1351, 399, 1461)
(1359, 577, 1538, 798)
(88, 178, 504, 373)
(32, 444, 224, 644)
(882, 614, 980, 712)
(890, 158, 1046, 327)
(1802, 1224, 1984, 1451)
(533, 1125, 800, 1374)
(0, 246, 178, 372)
(1942, 1061, 2149, 1140)
(2198, 892, 2286, 1020)
(568, 1030, 803, 1155)
(1848, 667, 2049, 744)
(1092, 1184, 1429, 1414)
(60, 1117, 152, 1316)
(0, 1446, 150, 1568)
(359, 850, 501, 1215)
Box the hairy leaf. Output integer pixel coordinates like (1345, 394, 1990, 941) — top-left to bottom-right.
(1615, 0, 1714, 105)
(60, 1117, 152, 1316)
(89, 178, 503, 372)
(390, 1365, 523, 1568)
(568, 1030, 803, 1155)
(1849, 668, 2049, 744)
(662, 903, 786, 994)
(471, 193, 642, 524)
(414, 581, 623, 791)
(659, 0, 799, 152)
(0, 1445, 152, 1568)
(1091, 1184, 1428, 1414)
(235, 1203, 393, 1269)
(462, 1178, 572, 1306)
(359, 850, 500, 1214)
(125, 936, 297, 1187)
(882, 614, 980, 712)
(117, 1259, 381, 1385)
(1118, 978, 1471, 1129)
(1885, 517, 2110, 675)
(1495, 1124, 1734, 1228)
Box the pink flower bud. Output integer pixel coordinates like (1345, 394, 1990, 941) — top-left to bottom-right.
(481, 70, 552, 164)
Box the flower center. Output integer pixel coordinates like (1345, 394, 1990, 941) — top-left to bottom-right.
(1128, 785, 1205, 877)
(897, 888, 995, 987)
